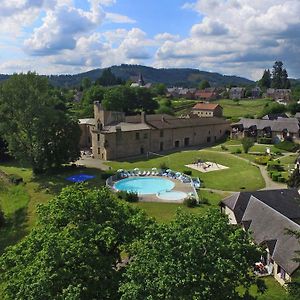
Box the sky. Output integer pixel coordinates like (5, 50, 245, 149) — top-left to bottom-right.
(1, 0, 300, 80)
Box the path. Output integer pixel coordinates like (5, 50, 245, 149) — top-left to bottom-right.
(76, 156, 110, 171)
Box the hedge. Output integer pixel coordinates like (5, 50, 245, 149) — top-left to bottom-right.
(275, 141, 300, 152)
(255, 156, 271, 165)
(257, 137, 273, 144)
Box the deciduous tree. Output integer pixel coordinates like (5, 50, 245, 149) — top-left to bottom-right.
(120, 210, 262, 300)
(0, 72, 80, 173)
(0, 185, 151, 300)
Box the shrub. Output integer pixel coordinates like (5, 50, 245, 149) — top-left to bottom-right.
(278, 176, 286, 183)
(221, 145, 228, 151)
(101, 171, 115, 180)
(255, 156, 271, 165)
(159, 162, 169, 171)
(241, 137, 254, 153)
(8, 174, 23, 185)
(116, 191, 139, 202)
(183, 197, 198, 208)
(199, 197, 209, 205)
(232, 148, 242, 154)
(275, 141, 300, 152)
(267, 160, 283, 171)
(183, 170, 192, 176)
(272, 172, 281, 181)
(273, 149, 282, 155)
(257, 137, 273, 144)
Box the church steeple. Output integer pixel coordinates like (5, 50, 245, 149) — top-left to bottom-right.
(138, 73, 145, 86)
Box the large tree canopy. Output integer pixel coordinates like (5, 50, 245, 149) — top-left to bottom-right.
(119, 210, 262, 300)
(0, 185, 152, 300)
(0, 72, 80, 173)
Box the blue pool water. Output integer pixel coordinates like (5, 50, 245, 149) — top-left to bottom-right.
(114, 177, 175, 195)
(66, 174, 95, 183)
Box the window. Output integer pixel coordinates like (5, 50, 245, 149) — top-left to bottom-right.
(97, 148, 100, 154)
(140, 147, 144, 154)
(207, 137, 211, 143)
(175, 140, 180, 147)
(136, 132, 140, 140)
(160, 130, 164, 137)
(184, 137, 190, 146)
(220, 130, 222, 134)
(144, 133, 148, 139)
(160, 142, 164, 151)
(97, 134, 100, 141)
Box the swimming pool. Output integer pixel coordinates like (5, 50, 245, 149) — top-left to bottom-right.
(114, 177, 175, 195)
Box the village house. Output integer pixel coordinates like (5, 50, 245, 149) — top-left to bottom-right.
(231, 117, 300, 143)
(230, 87, 245, 99)
(166, 87, 196, 99)
(220, 189, 300, 285)
(266, 88, 291, 101)
(251, 86, 261, 99)
(79, 102, 230, 160)
(194, 88, 219, 101)
(130, 73, 152, 88)
(191, 103, 223, 118)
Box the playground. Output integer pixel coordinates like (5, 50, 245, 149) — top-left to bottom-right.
(185, 160, 228, 173)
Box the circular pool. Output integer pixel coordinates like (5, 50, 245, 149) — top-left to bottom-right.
(114, 177, 175, 195)
(157, 191, 188, 201)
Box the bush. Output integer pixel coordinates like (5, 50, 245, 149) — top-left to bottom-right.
(183, 170, 192, 176)
(278, 176, 286, 183)
(183, 197, 198, 208)
(221, 145, 228, 151)
(8, 174, 23, 185)
(267, 160, 283, 171)
(199, 197, 209, 205)
(273, 149, 282, 155)
(275, 141, 300, 152)
(241, 137, 254, 153)
(257, 137, 273, 144)
(159, 162, 169, 171)
(231, 148, 242, 154)
(101, 171, 115, 180)
(116, 190, 139, 202)
(272, 172, 281, 181)
(255, 156, 271, 165)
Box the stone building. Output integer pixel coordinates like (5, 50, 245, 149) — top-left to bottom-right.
(191, 103, 223, 118)
(230, 87, 245, 99)
(79, 102, 230, 160)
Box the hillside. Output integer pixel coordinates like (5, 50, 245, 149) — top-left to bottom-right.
(0, 64, 254, 88)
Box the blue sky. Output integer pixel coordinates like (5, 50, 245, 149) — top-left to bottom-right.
(1, 0, 300, 79)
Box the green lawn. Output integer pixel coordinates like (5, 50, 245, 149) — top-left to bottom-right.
(106, 149, 265, 191)
(213, 98, 272, 119)
(132, 190, 227, 223)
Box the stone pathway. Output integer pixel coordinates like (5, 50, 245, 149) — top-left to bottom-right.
(75, 157, 110, 171)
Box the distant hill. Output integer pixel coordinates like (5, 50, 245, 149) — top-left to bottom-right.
(0, 64, 254, 88)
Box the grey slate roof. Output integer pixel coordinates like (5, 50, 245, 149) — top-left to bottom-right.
(234, 118, 299, 133)
(242, 196, 300, 275)
(221, 189, 300, 223)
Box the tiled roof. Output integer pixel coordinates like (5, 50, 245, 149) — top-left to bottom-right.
(192, 103, 221, 110)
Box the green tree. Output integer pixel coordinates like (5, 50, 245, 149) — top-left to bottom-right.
(241, 137, 255, 153)
(0, 72, 80, 173)
(0, 185, 152, 300)
(120, 210, 262, 300)
(135, 88, 158, 113)
(0, 207, 5, 228)
(96, 68, 124, 86)
(80, 77, 92, 90)
(80, 85, 106, 116)
(271, 61, 290, 89)
(259, 69, 271, 89)
(287, 103, 300, 115)
(152, 83, 166, 96)
(199, 80, 211, 90)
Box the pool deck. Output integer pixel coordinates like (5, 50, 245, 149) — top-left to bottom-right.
(113, 176, 195, 203)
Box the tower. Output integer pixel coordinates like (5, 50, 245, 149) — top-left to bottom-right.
(138, 73, 145, 86)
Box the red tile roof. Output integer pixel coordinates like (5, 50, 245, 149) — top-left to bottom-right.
(192, 103, 221, 110)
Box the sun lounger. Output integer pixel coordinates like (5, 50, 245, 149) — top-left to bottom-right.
(146, 171, 151, 176)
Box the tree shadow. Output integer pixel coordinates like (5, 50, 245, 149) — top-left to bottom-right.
(0, 207, 29, 254)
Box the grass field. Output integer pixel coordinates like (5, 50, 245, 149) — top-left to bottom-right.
(213, 98, 272, 119)
(106, 149, 265, 191)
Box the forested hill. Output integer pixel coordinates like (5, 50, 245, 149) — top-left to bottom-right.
(0, 64, 254, 88)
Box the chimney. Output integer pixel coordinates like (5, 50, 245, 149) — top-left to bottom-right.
(141, 111, 146, 123)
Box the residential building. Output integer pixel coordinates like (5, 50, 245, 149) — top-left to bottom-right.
(231, 117, 300, 143)
(79, 102, 230, 160)
(266, 89, 291, 101)
(220, 189, 300, 285)
(79, 118, 95, 149)
(251, 86, 261, 98)
(230, 87, 245, 99)
(262, 113, 289, 120)
(194, 88, 219, 101)
(191, 103, 223, 118)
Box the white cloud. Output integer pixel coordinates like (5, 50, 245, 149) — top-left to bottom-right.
(105, 12, 136, 24)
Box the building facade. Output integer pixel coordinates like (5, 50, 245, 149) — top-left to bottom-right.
(80, 102, 230, 160)
(192, 103, 223, 118)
